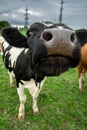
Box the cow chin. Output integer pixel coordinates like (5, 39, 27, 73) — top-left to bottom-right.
(38, 56, 78, 76)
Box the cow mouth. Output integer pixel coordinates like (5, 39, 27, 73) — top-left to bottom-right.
(38, 55, 73, 76)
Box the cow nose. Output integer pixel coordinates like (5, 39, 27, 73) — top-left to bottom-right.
(42, 31, 53, 41)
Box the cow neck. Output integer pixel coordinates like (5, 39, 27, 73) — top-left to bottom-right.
(28, 47, 45, 86)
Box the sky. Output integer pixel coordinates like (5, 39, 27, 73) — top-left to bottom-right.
(0, 0, 87, 29)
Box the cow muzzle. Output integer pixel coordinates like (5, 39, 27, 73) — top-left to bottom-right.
(41, 28, 77, 57)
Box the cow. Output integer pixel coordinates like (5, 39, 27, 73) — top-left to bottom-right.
(1, 22, 81, 120)
(76, 29, 87, 92)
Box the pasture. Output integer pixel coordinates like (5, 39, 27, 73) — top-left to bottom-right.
(0, 54, 87, 130)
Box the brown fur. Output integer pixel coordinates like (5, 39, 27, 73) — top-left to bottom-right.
(78, 43, 87, 92)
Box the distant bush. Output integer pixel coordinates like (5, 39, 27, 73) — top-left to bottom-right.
(0, 20, 10, 30)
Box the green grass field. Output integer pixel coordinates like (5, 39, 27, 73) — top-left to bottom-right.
(0, 55, 87, 130)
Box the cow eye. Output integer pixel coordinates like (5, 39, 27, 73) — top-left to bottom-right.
(27, 31, 33, 37)
(70, 33, 76, 42)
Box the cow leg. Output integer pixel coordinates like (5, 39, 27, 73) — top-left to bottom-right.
(78, 69, 85, 92)
(8, 71, 14, 87)
(28, 78, 46, 114)
(17, 83, 26, 120)
(28, 83, 42, 114)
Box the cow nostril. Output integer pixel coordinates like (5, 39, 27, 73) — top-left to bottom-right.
(42, 32, 53, 41)
(70, 33, 75, 42)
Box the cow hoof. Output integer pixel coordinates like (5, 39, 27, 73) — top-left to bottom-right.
(10, 82, 15, 87)
(18, 112, 25, 120)
(33, 108, 39, 114)
(79, 87, 84, 93)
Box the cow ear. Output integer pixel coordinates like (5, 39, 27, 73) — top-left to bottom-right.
(1, 27, 28, 48)
(76, 29, 87, 46)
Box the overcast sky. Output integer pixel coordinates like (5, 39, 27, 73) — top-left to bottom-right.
(0, 0, 87, 29)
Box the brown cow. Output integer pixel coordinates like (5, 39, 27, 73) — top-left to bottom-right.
(76, 29, 87, 92)
(78, 44, 87, 92)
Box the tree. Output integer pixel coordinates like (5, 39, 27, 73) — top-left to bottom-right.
(0, 20, 10, 30)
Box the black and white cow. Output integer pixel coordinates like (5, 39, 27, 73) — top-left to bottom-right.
(1, 22, 81, 120)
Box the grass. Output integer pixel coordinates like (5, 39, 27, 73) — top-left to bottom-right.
(20, 28, 28, 36)
(0, 54, 87, 130)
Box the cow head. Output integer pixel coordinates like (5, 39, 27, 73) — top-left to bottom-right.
(1, 22, 81, 76)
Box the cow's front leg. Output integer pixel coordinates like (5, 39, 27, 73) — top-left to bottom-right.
(28, 83, 41, 114)
(28, 78, 46, 114)
(32, 85, 41, 114)
(17, 83, 26, 120)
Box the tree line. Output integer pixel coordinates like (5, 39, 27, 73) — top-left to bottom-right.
(0, 20, 10, 31)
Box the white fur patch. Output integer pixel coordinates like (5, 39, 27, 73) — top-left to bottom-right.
(24, 49, 28, 54)
(21, 78, 46, 89)
(3, 41, 25, 67)
(21, 79, 36, 89)
(9, 47, 24, 67)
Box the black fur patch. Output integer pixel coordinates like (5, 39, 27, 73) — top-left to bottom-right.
(76, 29, 87, 46)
